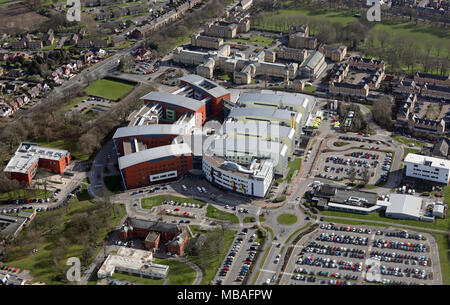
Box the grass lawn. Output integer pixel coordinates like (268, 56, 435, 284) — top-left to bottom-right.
(403, 148, 420, 159)
(206, 205, 239, 224)
(285, 223, 312, 245)
(2, 199, 126, 284)
(187, 229, 235, 285)
(277, 213, 298, 225)
(444, 185, 450, 206)
(85, 78, 135, 101)
(141, 195, 206, 210)
(302, 86, 317, 94)
(41, 38, 59, 51)
(109, 41, 135, 50)
(217, 73, 232, 81)
(243, 216, 256, 223)
(234, 35, 274, 47)
(320, 210, 450, 231)
(82, 108, 98, 120)
(33, 138, 90, 161)
(0, 189, 48, 201)
(103, 175, 124, 192)
(434, 233, 450, 285)
(286, 157, 302, 182)
(259, 216, 266, 222)
(391, 135, 425, 147)
(62, 96, 88, 112)
(333, 141, 350, 147)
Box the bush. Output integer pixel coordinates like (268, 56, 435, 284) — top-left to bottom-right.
(272, 195, 286, 203)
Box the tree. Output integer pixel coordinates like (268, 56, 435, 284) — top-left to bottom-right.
(348, 167, 357, 184)
(361, 168, 371, 186)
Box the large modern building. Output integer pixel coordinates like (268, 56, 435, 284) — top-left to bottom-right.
(178, 74, 231, 120)
(118, 143, 193, 189)
(4, 142, 71, 185)
(207, 136, 288, 176)
(221, 120, 296, 156)
(229, 106, 302, 139)
(140, 91, 206, 126)
(236, 91, 316, 125)
(202, 155, 273, 197)
(404, 153, 450, 184)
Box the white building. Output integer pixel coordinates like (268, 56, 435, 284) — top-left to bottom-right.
(220, 120, 296, 156)
(404, 153, 450, 184)
(207, 136, 288, 176)
(202, 155, 273, 197)
(97, 247, 169, 279)
(384, 194, 423, 220)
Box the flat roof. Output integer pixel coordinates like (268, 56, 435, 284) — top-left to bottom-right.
(385, 194, 422, 218)
(140, 91, 205, 112)
(179, 74, 230, 99)
(229, 106, 302, 124)
(118, 143, 191, 170)
(221, 120, 295, 139)
(404, 153, 450, 169)
(238, 91, 315, 115)
(97, 247, 168, 278)
(203, 154, 273, 180)
(208, 136, 288, 158)
(4, 142, 69, 174)
(113, 124, 186, 139)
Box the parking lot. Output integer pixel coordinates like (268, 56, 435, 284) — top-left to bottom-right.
(67, 97, 113, 117)
(214, 227, 259, 285)
(281, 224, 441, 285)
(314, 147, 393, 185)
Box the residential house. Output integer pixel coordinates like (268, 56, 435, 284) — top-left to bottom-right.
(5, 84, 17, 93)
(319, 44, 347, 62)
(394, 79, 419, 95)
(329, 81, 370, 97)
(421, 83, 450, 100)
(77, 39, 92, 48)
(10, 40, 27, 49)
(8, 69, 23, 79)
(414, 72, 450, 87)
(28, 41, 43, 50)
(349, 56, 385, 71)
(43, 32, 55, 46)
(93, 40, 108, 48)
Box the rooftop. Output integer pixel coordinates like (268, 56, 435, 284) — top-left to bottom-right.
(385, 194, 423, 219)
(4, 142, 69, 174)
(404, 153, 450, 169)
(179, 74, 230, 99)
(140, 91, 205, 112)
(113, 124, 186, 139)
(230, 106, 302, 124)
(118, 143, 191, 170)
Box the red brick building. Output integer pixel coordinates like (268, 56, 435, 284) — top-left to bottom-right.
(178, 74, 231, 121)
(118, 143, 192, 190)
(140, 91, 206, 126)
(4, 143, 71, 185)
(120, 218, 188, 255)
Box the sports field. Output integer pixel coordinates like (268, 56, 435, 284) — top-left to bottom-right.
(85, 78, 135, 101)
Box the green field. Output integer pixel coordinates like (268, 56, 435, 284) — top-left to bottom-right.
(243, 216, 256, 223)
(403, 148, 420, 159)
(85, 78, 135, 101)
(286, 158, 302, 182)
(302, 86, 317, 94)
(444, 186, 450, 206)
(141, 195, 207, 210)
(234, 35, 275, 47)
(206, 205, 239, 224)
(109, 41, 135, 50)
(187, 229, 236, 285)
(2, 198, 126, 284)
(391, 135, 425, 148)
(277, 213, 298, 225)
(0, 189, 48, 201)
